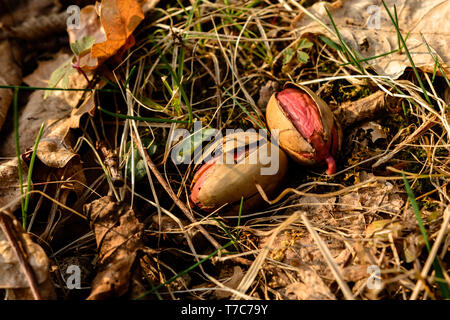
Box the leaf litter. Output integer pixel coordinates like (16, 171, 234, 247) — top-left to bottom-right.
(0, 0, 448, 301)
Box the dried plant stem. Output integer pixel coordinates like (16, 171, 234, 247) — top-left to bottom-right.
(0, 212, 41, 300)
(131, 135, 221, 251)
(300, 213, 354, 300)
(410, 207, 450, 300)
(232, 212, 301, 299)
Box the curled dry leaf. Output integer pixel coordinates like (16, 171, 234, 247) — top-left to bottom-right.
(333, 91, 387, 127)
(68, 0, 145, 71)
(36, 118, 80, 169)
(0, 52, 88, 157)
(360, 122, 387, 143)
(282, 267, 336, 300)
(0, 159, 28, 212)
(0, 212, 55, 299)
(292, 0, 450, 78)
(215, 266, 245, 299)
(0, 40, 22, 132)
(84, 196, 145, 299)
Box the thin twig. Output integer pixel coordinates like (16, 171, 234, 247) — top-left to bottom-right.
(300, 212, 355, 300)
(410, 207, 450, 300)
(131, 134, 222, 251)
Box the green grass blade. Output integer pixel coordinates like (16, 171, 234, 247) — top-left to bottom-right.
(98, 107, 189, 124)
(325, 7, 364, 73)
(319, 35, 343, 52)
(223, 88, 265, 130)
(13, 87, 25, 227)
(154, 44, 193, 124)
(421, 33, 450, 88)
(23, 122, 45, 229)
(236, 196, 243, 239)
(135, 240, 235, 300)
(382, 1, 432, 105)
(402, 174, 430, 250)
(124, 65, 137, 90)
(402, 173, 450, 297)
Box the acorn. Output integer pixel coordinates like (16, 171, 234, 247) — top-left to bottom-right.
(189, 132, 288, 213)
(266, 83, 342, 175)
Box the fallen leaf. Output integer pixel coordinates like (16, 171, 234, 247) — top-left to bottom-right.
(84, 196, 145, 299)
(0, 40, 22, 131)
(92, 0, 144, 59)
(0, 212, 55, 297)
(360, 121, 387, 143)
(282, 267, 335, 300)
(0, 159, 28, 212)
(68, 5, 106, 70)
(365, 219, 404, 239)
(334, 91, 387, 127)
(293, 0, 450, 78)
(68, 0, 145, 71)
(215, 266, 245, 299)
(36, 118, 80, 169)
(0, 52, 88, 157)
(140, 0, 159, 14)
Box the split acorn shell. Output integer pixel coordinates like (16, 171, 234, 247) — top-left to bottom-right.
(266, 83, 342, 175)
(189, 132, 288, 213)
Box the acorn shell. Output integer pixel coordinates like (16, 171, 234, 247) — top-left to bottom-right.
(266, 82, 342, 165)
(190, 132, 288, 212)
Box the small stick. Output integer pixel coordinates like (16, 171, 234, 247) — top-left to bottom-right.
(96, 140, 124, 187)
(131, 135, 222, 251)
(0, 212, 42, 300)
(410, 207, 450, 300)
(301, 212, 355, 300)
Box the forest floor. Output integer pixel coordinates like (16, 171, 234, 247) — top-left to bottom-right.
(0, 0, 449, 300)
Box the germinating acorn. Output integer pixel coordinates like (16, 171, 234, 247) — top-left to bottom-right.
(189, 132, 288, 212)
(266, 83, 342, 175)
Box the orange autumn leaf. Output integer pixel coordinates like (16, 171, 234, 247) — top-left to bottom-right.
(91, 0, 144, 60)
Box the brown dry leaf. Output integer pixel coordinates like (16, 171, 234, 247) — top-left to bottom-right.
(0, 40, 22, 132)
(68, 0, 144, 71)
(0, 213, 54, 296)
(365, 219, 404, 239)
(141, 0, 160, 13)
(36, 118, 80, 169)
(334, 91, 386, 127)
(360, 122, 387, 143)
(215, 266, 245, 299)
(293, 0, 450, 78)
(0, 51, 88, 157)
(91, 0, 144, 60)
(5, 277, 56, 300)
(263, 176, 411, 297)
(282, 267, 336, 300)
(0, 159, 28, 212)
(84, 196, 145, 299)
